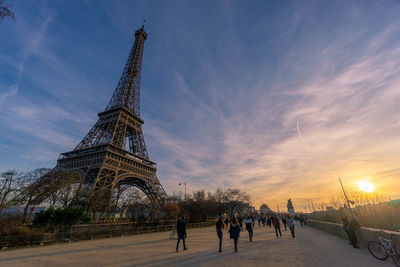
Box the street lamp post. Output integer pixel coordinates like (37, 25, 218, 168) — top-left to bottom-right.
(179, 180, 186, 201)
(338, 177, 354, 218)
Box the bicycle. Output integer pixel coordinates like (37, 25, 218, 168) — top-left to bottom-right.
(169, 224, 176, 239)
(368, 232, 400, 266)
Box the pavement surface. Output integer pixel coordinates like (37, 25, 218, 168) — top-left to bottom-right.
(0, 222, 394, 267)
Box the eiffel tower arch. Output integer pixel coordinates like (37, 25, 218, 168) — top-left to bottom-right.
(36, 25, 168, 210)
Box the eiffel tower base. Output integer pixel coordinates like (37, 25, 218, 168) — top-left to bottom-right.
(54, 144, 168, 212)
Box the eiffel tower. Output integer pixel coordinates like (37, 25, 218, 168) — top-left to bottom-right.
(49, 25, 168, 210)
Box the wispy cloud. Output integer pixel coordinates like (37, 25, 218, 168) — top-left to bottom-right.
(0, 86, 18, 106)
(2, 1, 400, 209)
(145, 2, 400, 208)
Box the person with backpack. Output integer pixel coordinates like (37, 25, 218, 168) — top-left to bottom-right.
(229, 217, 241, 252)
(176, 215, 187, 252)
(216, 217, 225, 252)
(287, 215, 295, 238)
(245, 216, 254, 242)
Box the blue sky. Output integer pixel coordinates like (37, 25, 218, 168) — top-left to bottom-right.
(1, 0, 400, 209)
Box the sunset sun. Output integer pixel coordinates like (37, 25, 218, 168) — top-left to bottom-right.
(358, 180, 375, 193)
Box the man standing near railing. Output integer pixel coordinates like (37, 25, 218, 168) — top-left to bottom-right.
(176, 215, 187, 252)
(341, 217, 360, 249)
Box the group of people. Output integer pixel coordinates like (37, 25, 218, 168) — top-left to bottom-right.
(175, 214, 297, 253)
(176, 213, 363, 253)
(256, 214, 296, 238)
(218, 214, 297, 252)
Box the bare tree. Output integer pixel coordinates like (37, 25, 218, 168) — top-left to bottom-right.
(0, 0, 15, 22)
(223, 188, 250, 216)
(111, 184, 132, 213)
(27, 170, 86, 209)
(19, 168, 51, 218)
(0, 170, 24, 216)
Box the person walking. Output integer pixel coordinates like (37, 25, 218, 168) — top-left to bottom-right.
(272, 214, 282, 238)
(281, 216, 287, 231)
(229, 217, 241, 252)
(238, 216, 243, 230)
(299, 214, 305, 227)
(176, 215, 187, 252)
(267, 216, 272, 227)
(216, 217, 225, 252)
(287, 215, 295, 238)
(224, 217, 229, 229)
(245, 216, 254, 242)
(341, 217, 360, 248)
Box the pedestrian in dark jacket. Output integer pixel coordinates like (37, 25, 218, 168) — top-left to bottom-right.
(216, 217, 225, 252)
(229, 218, 241, 252)
(272, 215, 282, 238)
(267, 217, 272, 227)
(281, 216, 287, 231)
(238, 217, 243, 230)
(176, 216, 187, 252)
(245, 216, 254, 242)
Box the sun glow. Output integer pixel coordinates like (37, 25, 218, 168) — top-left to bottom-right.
(359, 180, 374, 193)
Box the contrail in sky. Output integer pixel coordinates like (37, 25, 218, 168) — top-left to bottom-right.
(297, 121, 310, 152)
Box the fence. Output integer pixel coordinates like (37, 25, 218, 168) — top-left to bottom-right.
(0, 220, 216, 249)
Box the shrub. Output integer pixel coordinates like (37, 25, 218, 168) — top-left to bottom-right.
(33, 207, 87, 233)
(0, 216, 43, 248)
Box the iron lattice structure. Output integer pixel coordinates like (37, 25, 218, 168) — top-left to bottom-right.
(50, 26, 168, 209)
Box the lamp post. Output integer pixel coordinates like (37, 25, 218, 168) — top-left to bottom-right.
(338, 177, 354, 218)
(179, 180, 186, 201)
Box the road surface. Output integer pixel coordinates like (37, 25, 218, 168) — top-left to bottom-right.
(0, 222, 393, 266)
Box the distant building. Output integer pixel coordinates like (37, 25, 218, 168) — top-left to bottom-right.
(259, 205, 274, 215)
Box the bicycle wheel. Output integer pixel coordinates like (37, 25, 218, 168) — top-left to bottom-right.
(368, 241, 389, 260)
(169, 231, 175, 239)
(391, 245, 400, 267)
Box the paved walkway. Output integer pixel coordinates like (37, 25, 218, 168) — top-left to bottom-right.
(0, 223, 393, 267)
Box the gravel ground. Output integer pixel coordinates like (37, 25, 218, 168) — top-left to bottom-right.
(0, 222, 394, 267)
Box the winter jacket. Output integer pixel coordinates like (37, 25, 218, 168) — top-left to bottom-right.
(245, 219, 253, 230)
(216, 220, 225, 231)
(229, 223, 241, 238)
(177, 219, 187, 234)
(272, 216, 280, 227)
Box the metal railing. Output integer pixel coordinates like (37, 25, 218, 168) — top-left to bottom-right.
(0, 220, 216, 249)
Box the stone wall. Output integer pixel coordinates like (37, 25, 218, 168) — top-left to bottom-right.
(308, 219, 400, 248)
